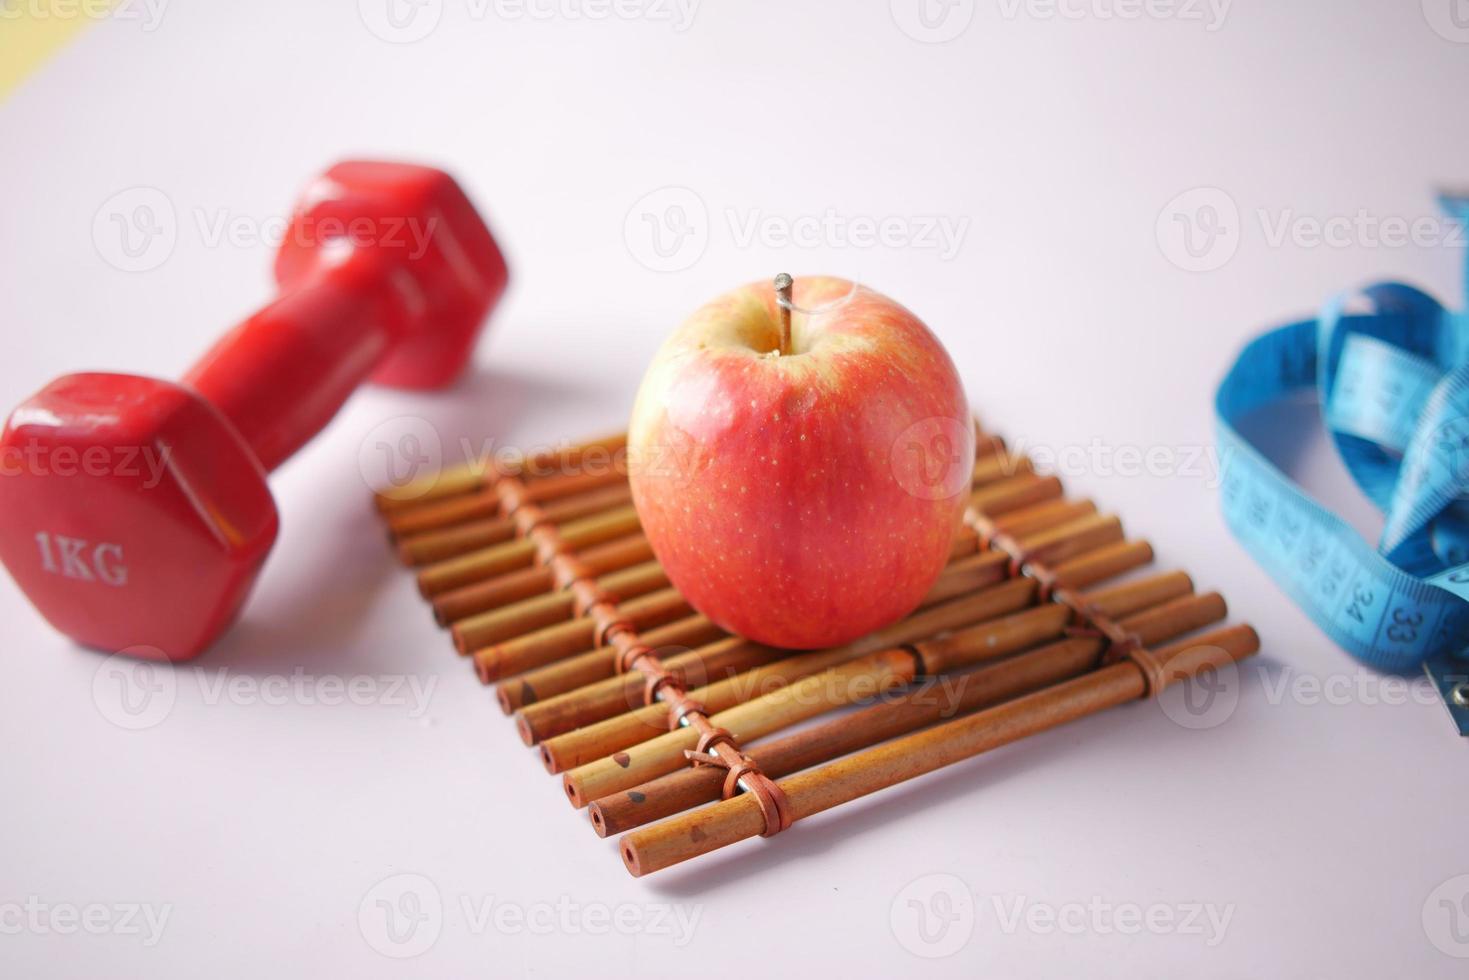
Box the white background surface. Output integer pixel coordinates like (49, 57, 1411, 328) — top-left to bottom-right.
(2, 2, 1468, 977)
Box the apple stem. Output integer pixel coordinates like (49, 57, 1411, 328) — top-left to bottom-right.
(774, 273, 793, 356)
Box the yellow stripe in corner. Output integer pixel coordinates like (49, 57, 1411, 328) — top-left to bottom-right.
(0, 1, 116, 103)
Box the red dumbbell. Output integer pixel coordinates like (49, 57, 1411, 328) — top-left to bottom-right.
(0, 161, 508, 660)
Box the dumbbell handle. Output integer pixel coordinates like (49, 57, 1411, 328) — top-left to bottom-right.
(182, 253, 400, 472)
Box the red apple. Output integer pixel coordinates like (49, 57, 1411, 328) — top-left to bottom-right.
(628, 275, 974, 649)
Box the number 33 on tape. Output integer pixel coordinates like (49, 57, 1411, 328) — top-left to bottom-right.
(1215, 191, 1469, 734)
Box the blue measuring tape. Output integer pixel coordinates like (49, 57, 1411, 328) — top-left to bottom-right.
(1214, 192, 1469, 734)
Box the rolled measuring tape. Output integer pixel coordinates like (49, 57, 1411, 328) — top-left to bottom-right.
(1215, 192, 1469, 734)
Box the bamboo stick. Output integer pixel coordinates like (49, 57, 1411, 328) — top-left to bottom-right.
(450, 559, 669, 653)
(973, 434, 1007, 460)
(1080, 569, 1192, 617)
(398, 440, 994, 553)
(415, 454, 992, 602)
(470, 586, 691, 678)
(435, 564, 557, 628)
(589, 636, 1105, 837)
(442, 495, 954, 644)
(382, 423, 994, 522)
(973, 453, 1033, 486)
(396, 482, 633, 565)
(991, 499, 1095, 540)
(431, 534, 654, 626)
(374, 431, 628, 514)
(587, 577, 1217, 836)
(496, 613, 727, 709)
(375, 464, 493, 516)
(538, 578, 1041, 774)
(1113, 592, 1226, 646)
(517, 635, 791, 745)
(504, 463, 629, 508)
(618, 624, 1260, 876)
(921, 552, 1009, 605)
(527, 520, 1150, 759)
(416, 504, 641, 597)
(970, 474, 1063, 516)
(396, 512, 517, 566)
(1011, 513, 1123, 568)
(385, 486, 502, 539)
(949, 525, 981, 560)
(1050, 539, 1154, 588)
(517, 635, 778, 747)
(508, 432, 629, 479)
(419, 536, 537, 599)
(562, 602, 1074, 806)
(499, 552, 1004, 714)
(512, 551, 1011, 743)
